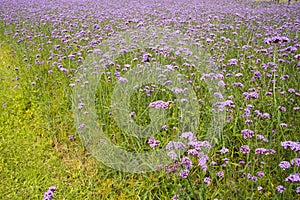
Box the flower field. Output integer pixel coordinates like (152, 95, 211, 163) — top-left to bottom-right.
(0, 0, 299, 199)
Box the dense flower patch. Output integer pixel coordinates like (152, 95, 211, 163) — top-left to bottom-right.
(0, 0, 299, 199)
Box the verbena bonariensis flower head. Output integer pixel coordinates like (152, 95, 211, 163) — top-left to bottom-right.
(285, 173, 300, 183)
(279, 161, 291, 170)
(179, 169, 189, 178)
(148, 137, 160, 149)
(264, 36, 290, 44)
(241, 129, 254, 139)
(276, 185, 286, 193)
(240, 145, 250, 154)
(281, 141, 300, 152)
(181, 156, 193, 169)
(291, 158, 300, 167)
(43, 186, 56, 200)
(149, 100, 172, 110)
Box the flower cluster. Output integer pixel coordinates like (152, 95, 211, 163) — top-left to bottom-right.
(241, 129, 254, 139)
(43, 186, 56, 200)
(242, 92, 259, 100)
(264, 36, 290, 44)
(148, 137, 160, 149)
(157, 132, 212, 180)
(281, 141, 300, 152)
(149, 100, 172, 110)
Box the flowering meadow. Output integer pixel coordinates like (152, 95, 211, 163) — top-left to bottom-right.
(0, 0, 299, 199)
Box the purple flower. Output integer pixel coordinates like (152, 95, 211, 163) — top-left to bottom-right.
(290, 158, 300, 166)
(217, 171, 224, 178)
(181, 132, 196, 142)
(241, 129, 254, 139)
(233, 82, 244, 87)
(179, 169, 189, 178)
(281, 141, 300, 152)
(118, 77, 128, 83)
(224, 158, 229, 163)
(245, 119, 253, 124)
(280, 123, 287, 127)
(171, 87, 186, 94)
(114, 71, 120, 78)
(264, 36, 290, 44)
(240, 145, 250, 153)
(43, 186, 56, 200)
(296, 187, 300, 194)
(255, 148, 268, 155)
(247, 173, 252, 180)
(173, 142, 186, 150)
(204, 177, 211, 184)
(78, 124, 85, 130)
(264, 38, 272, 44)
(220, 147, 229, 154)
(276, 185, 286, 193)
(254, 110, 262, 116)
(148, 137, 160, 149)
(278, 106, 286, 112)
(288, 88, 296, 93)
(181, 157, 193, 169)
(253, 71, 261, 78)
(48, 186, 56, 191)
(187, 149, 199, 156)
(262, 113, 270, 119)
(214, 92, 224, 99)
(210, 161, 217, 166)
(269, 149, 276, 154)
(256, 134, 265, 140)
(167, 151, 177, 161)
(257, 171, 265, 177)
(257, 186, 263, 191)
(189, 141, 211, 150)
(251, 176, 258, 182)
(68, 134, 74, 140)
(78, 103, 85, 109)
(243, 108, 251, 119)
(285, 173, 300, 183)
(60, 68, 68, 73)
(166, 142, 174, 150)
(164, 162, 180, 173)
(149, 100, 172, 110)
(198, 156, 209, 171)
(242, 92, 259, 100)
(228, 58, 238, 66)
(142, 53, 151, 62)
(129, 112, 135, 117)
